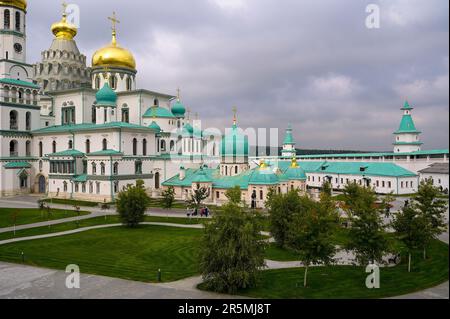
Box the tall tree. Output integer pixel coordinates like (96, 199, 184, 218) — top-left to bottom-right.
(288, 201, 338, 287)
(116, 182, 151, 227)
(266, 190, 314, 248)
(200, 203, 266, 294)
(413, 179, 448, 259)
(342, 183, 389, 266)
(161, 186, 175, 210)
(392, 205, 429, 272)
(225, 186, 242, 204)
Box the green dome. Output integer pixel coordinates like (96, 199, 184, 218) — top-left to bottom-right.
(248, 167, 279, 185)
(172, 100, 186, 117)
(182, 123, 194, 137)
(96, 83, 117, 107)
(284, 166, 307, 180)
(221, 124, 249, 157)
(149, 121, 161, 133)
(143, 106, 176, 118)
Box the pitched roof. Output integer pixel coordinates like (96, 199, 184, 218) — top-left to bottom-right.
(88, 150, 123, 156)
(48, 149, 85, 157)
(0, 78, 40, 89)
(418, 163, 449, 174)
(3, 161, 32, 169)
(394, 114, 421, 134)
(33, 122, 156, 134)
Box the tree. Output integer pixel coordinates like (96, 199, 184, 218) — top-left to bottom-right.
(413, 179, 448, 259)
(225, 186, 242, 204)
(392, 205, 429, 272)
(288, 201, 338, 287)
(116, 182, 151, 227)
(266, 190, 314, 248)
(200, 203, 266, 293)
(187, 186, 210, 210)
(342, 183, 389, 266)
(320, 180, 336, 211)
(161, 186, 175, 210)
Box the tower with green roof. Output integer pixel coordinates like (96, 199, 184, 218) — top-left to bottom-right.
(281, 124, 297, 158)
(95, 82, 118, 124)
(393, 101, 422, 153)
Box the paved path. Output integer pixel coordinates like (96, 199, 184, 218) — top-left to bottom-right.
(0, 262, 243, 299)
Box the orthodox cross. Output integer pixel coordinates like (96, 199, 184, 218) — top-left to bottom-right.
(108, 11, 120, 33)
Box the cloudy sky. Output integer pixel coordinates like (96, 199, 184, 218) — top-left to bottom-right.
(26, 0, 449, 151)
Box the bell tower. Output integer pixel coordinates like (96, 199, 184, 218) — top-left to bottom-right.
(0, 0, 32, 80)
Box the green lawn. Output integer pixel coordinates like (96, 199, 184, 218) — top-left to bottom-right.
(0, 208, 90, 228)
(202, 239, 449, 299)
(0, 215, 209, 241)
(0, 225, 202, 283)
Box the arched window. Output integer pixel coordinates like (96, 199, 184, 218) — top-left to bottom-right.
(92, 105, 97, 123)
(133, 138, 138, 156)
(113, 162, 119, 175)
(25, 112, 31, 131)
(52, 141, 57, 153)
(161, 140, 166, 152)
(9, 110, 18, 130)
(15, 11, 20, 31)
(142, 139, 147, 156)
(63, 181, 68, 192)
(102, 138, 108, 151)
(114, 181, 119, 193)
(109, 75, 117, 90)
(126, 77, 132, 91)
(100, 162, 106, 175)
(39, 142, 43, 157)
(85, 139, 90, 154)
(9, 140, 18, 157)
(225, 166, 228, 176)
(26, 141, 31, 157)
(122, 108, 129, 123)
(154, 98, 159, 107)
(92, 163, 97, 175)
(95, 76, 100, 89)
(68, 140, 73, 149)
(170, 140, 175, 152)
(135, 160, 142, 174)
(4, 9, 10, 29)
(235, 166, 238, 174)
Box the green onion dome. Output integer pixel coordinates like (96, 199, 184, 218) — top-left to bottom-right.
(172, 99, 186, 117)
(182, 123, 194, 137)
(221, 123, 249, 157)
(95, 83, 117, 107)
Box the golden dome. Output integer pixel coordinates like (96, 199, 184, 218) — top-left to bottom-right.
(92, 31, 136, 70)
(0, 0, 27, 11)
(51, 12, 77, 40)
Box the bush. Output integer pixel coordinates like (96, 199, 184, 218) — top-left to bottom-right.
(116, 183, 151, 227)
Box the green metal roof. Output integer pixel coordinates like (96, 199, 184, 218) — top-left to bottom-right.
(394, 114, 420, 134)
(297, 149, 449, 159)
(48, 149, 85, 157)
(73, 174, 87, 182)
(149, 121, 161, 133)
(3, 161, 31, 169)
(96, 83, 117, 108)
(393, 141, 423, 145)
(248, 168, 280, 185)
(171, 99, 186, 117)
(0, 78, 40, 89)
(143, 106, 176, 118)
(33, 122, 156, 134)
(401, 100, 413, 110)
(88, 150, 123, 156)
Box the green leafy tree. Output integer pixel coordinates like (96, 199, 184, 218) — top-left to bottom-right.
(320, 180, 336, 211)
(116, 183, 151, 227)
(225, 186, 242, 204)
(413, 179, 448, 259)
(392, 205, 429, 272)
(161, 186, 175, 209)
(288, 201, 338, 287)
(200, 203, 266, 293)
(342, 183, 389, 265)
(187, 186, 210, 210)
(267, 190, 314, 248)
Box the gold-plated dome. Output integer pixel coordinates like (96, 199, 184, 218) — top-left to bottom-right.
(92, 29, 136, 70)
(51, 12, 77, 40)
(0, 0, 26, 11)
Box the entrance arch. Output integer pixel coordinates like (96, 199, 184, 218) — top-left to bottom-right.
(154, 172, 160, 189)
(38, 175, 46, 193)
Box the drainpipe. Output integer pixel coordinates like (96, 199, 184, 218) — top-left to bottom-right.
(110, 155, 114, 202)
(139, 92, 142, 126)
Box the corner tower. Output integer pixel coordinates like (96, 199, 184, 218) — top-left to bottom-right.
(393, 101, 422, 153)
(281, 124, 297, 158)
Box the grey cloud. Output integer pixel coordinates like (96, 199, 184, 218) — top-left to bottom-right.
(26, 0, 449, 151)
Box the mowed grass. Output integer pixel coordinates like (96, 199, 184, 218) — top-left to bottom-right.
(0, 208, 90, 228)
(231, 240, 449, 299)
(0, 215, 209, 241)
(0, 225, 202, 283)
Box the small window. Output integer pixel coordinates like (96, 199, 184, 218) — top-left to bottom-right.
(102, 139, 108, 151)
